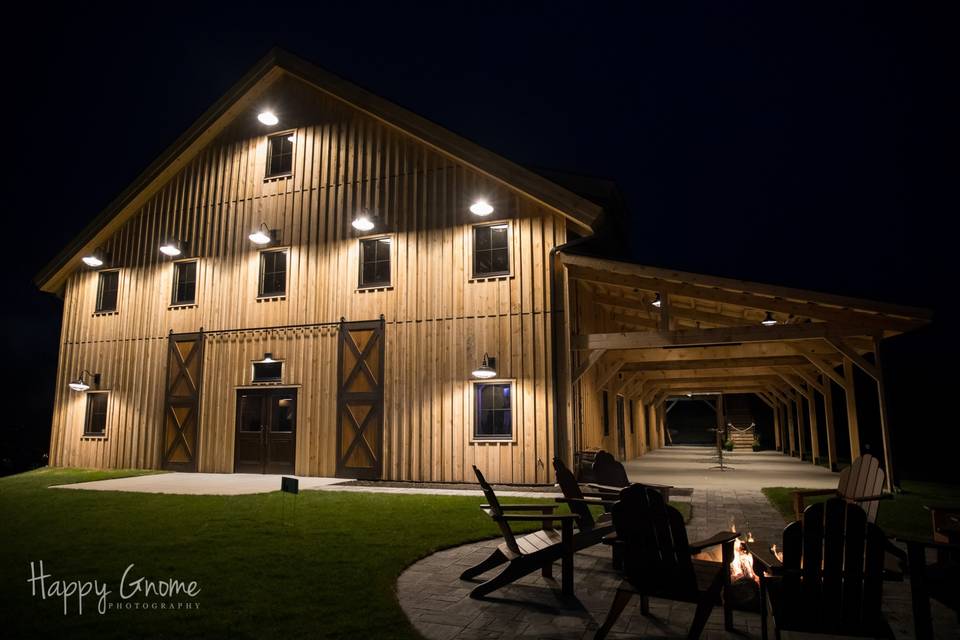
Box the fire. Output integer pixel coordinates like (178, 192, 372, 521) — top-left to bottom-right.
(728, 524, 759, 585)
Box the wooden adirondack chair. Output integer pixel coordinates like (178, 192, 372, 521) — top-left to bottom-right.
(900, 506, 960, 640)
(762, 498, 895, 639)
(790, 453, 889, 523)
(595, 483, 738, 640)
(460, 465, 581, 598)
(591, 450, 672, 503)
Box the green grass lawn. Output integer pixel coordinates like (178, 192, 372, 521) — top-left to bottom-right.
(762, 481, 960, 540)
(0, 468, 689, 639)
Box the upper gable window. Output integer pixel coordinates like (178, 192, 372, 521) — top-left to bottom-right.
(473, 223, 510, 278)
(96, 270, 119, 313)
(266, 133, 294, 178)
(172, 260, 197, 306)
(359, 237, 391, 288)
(259, 249, 288, 297)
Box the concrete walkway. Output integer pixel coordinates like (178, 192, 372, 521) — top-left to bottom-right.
(624, 445, 839, 491)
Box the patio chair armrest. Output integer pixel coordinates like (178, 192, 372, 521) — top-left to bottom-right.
(791, 488, 838, 498)
(483, 503, 558, 512)
(601, 532, 620, 546)
(586, 483, 625, 493)
(495, 513, 580, 523)
(556, 497, 619, 507)
(688, 531, 739, 553)
(896, 537, 960, 552)
(581, 490, 620, 498)
(849, 493, 893, 503)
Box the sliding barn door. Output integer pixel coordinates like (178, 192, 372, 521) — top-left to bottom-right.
(162, 332, 204, 471)
(336, 319, 385, 479)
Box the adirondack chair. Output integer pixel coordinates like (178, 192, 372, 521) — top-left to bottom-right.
(900, 506, 960, 640)
(790, 453, 889, 523)
(595, 483, 738, 640)
(761, 498, 895, 639)
(460, 466, 581, 598)
(591, 450, 672, 503)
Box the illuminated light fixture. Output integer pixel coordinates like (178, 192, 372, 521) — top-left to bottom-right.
(257, 111, 279, 126)
(469, 199, 494, 216)
(352, 208, 376, 232)
(261, 352, 275, 363)
(651, 293, 662, 308)
(471, 353, 497, 379)
(248, 223, 273, 245)
(159, 239, 184, 257)
(761, 311, 778, 326)
(287, 134, 296, 142)
(82, 252, 104, 267)
(490, 224, 509, 230)
(68, 370, 100, 392)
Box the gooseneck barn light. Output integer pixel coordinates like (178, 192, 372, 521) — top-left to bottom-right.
(260, 352, 276, 363)
(68, 370, 101, 392)
(248, 223, 273, 245)
(351, 208, 376, 232)
(761, 311, 778, 326)
(257, 111, 279, 126)
(651, 293, 662, 308)
(471, 353, 498, 379)
(82, 251, 105, 267)
(159, 239, 185, 257)
(469, 199, 494, 216)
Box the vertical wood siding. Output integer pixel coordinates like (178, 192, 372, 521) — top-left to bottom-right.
(49, 77, 563, 483)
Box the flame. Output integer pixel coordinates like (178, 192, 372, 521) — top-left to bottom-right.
(728, 522, 759, 584)
(771, 544, 783, 563)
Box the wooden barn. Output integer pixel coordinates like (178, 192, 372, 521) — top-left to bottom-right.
(36, 49, 930, 486)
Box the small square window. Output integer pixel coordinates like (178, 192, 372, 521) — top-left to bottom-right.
(474, 382, 513, 440)
(96, 270, 119, 313)
(473, 223, 510, 277)
(84, 392, 109, 436)
(252, 360, 283, 383)
(266, 133, 294, 177)
(172, 260, 197, 305)
(359, 237, 391, 288)
(259, 249, 287, 297)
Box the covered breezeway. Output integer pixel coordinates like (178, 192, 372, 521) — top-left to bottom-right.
(553, 252, 931, 490)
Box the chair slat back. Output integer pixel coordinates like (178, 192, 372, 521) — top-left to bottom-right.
(472, 466, 520, 554)
(779, 497, 887, 634)
(838, 454, 884, 522)
(593, 450, 631, 487)
(553, 458, 596, 530)
(612, 483, 696, 594)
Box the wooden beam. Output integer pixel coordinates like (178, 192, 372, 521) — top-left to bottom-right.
(825, 337, 880, 382)
(573, 322, 869, 351)
(792, 346, 847, 387)
(572, 349, 606, 384)
(822, 375, 838, 470)
(595, 359, 624, 389)
(806, 389, 821, 465)
(787, 366, 826, 395)
(620, 342, 842, 363)
(842, 357, 861, 460)
(776, 373, 811, 402)
(755, 392, 775, 410)
(659, 293, 671, 331)
(873, 336, 895, 491)
(621, 355, 811, 372)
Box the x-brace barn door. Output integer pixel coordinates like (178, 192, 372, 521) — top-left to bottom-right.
(336, 319, 385, 479)
(162, 332, 204, 471)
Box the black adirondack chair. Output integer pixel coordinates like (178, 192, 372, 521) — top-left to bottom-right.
(762, 497, 895, 639)
(900, 505, 960, 639)
(595, 483, 738, 640)
(460, 465, 581, 598)
(591, 450, 672, 503)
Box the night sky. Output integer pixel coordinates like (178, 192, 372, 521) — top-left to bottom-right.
(4, 2, 957, 476)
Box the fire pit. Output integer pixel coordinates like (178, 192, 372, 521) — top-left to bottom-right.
(726, 526, 762, 612)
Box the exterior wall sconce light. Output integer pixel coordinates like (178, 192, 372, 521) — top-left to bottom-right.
(651, 293, 662, 308)
(82, 250, 106, 267)
(248, 223, 274, 245)
(469, 199, 494, 216)
(261, 352, 276, 363)
(352, 208, 377, 232)
(68, 370, 101, 392)
(257, 111, 279, 126)
(471, 353, 497, 379)
(159, 239, 185, 257)
(761, 311, 778, 326)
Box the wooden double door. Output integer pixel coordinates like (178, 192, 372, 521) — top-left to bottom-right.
(234, 388, 297, 474)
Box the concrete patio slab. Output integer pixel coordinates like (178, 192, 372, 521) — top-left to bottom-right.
(625, 445, 840, 491)
(50, 472, 351, 495)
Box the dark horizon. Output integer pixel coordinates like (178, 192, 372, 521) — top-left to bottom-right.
(4, 2, 957, 477)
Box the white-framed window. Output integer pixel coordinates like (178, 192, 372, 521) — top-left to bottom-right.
(471, 220, 512, 279)
(171, 259, 198, 306)
(471, 379, 515, 442)
(251, 359, 284, 384)
(258, 248, 288, 298)
(358, 235, 393, 289)
(95, 269, 120, 313)
(265, 131, 295, 178)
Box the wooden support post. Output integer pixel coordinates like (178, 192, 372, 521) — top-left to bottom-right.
(773, 402, 782, 451)
(796, 393, 806, 461)
(842, 357, 861, 461)
(822, 375, 838, 471)
(786, 398, 797, 457)
(806, 388, 820, 466)
(873, 337, 896, 491)
(659, 293, 671, 332)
